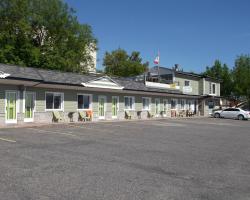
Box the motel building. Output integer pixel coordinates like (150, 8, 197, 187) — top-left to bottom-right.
(0, 63, 221, 126)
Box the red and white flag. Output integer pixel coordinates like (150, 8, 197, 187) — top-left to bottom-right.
(154, 52, 160, 65)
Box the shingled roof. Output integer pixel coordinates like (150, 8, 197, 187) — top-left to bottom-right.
(0, 63, 197, 96)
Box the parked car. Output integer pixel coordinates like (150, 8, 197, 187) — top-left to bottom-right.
(213, 108, 250, 120)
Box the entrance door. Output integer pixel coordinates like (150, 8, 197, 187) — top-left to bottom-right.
(24, 92, 35, 122)
(98, 96, 106, 119)
(5, 91, 17, 123)
(155, 98, 160, 116)
(112, 96, 119, 118)
(163, 99, 168, 116)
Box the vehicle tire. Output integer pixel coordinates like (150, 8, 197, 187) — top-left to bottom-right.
(214, 113, 220, 118)
(238, 114, 244, 120)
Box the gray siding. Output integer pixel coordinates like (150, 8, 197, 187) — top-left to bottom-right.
(174, 75, 200, 95)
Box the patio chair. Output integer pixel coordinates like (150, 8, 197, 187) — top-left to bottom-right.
(147, 111, 154, 118)
(125, 111, 132, 119)
(86, 110, 93, 121)
(78, 111, 89, 122)
(52, 111, 63, 122)
(178, 110, 185, 117)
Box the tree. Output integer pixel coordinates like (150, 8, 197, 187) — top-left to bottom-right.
(203, 60, 233, 97)
(103, 48, 148, 77)
(232, 55, 250, 105)
(0, 0, 97, 72)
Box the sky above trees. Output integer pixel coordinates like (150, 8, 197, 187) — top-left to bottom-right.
(65, 0, 250, 72)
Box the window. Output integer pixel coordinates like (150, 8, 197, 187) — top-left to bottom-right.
(171, 99, 177, 109)
(45, 92, 63, 110)
(77, 94, 91, 110)
(209, 82, 216, 94)
(180, 99, 185, 110)
(212, 83, 216, 94)
(184, 80, 190, 86)
(142, 97, 150, 110)
(124, 96, 135, 110)
(208, 101, 214, 109)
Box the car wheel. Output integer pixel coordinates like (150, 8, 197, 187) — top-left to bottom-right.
(238, 114, 244, 120)
(214, 113, 220, 118)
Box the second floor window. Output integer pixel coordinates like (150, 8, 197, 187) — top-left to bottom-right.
(209, 83, 216, 94)
(184, 80, 190, 86)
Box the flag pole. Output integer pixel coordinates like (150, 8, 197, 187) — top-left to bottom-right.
(157, 50, 160, 82)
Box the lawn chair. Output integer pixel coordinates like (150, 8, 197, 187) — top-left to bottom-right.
(78, 110, 88, 121)
(125, 111, 132, 119)
(52, 111, 63, 122)
(147, 111, 154, 118)
(86, 110, 93, 121)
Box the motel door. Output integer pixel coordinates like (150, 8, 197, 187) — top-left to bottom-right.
(6, 91, 17, 123)
(24, 92, 35, 122)
(155, 98, 160, 116)
(98, 96, 106, 119)
(112, 96, 118, 118)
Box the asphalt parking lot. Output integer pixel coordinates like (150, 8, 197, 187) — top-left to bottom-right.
(0, 118, 250, 200)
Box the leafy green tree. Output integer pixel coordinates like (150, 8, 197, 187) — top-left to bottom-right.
(232, 55, 250, 105)
(0, 0, 97, 72)
(103, 48, 148, 77)
(203, 60, 233, 97)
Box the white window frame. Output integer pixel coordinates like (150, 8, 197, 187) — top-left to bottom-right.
(77, 93, 92, 110)
(209, 82, 216, 95)
(142, 97, 151, 111)
(45, 92, 64, 111)
(124, 96, 135, 110)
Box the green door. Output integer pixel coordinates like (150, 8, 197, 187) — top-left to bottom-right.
(112, 97, 118, 117)
(6, 91, 17, 122)
(25, 92, 34, 121)
(98, 96, 105, 119)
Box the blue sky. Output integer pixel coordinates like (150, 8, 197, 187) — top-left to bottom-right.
(65, 0, 250, 73)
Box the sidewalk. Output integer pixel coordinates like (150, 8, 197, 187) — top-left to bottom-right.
(0, 116, 209, 129)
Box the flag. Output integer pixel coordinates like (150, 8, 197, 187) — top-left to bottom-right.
(154, 53, 160, 65)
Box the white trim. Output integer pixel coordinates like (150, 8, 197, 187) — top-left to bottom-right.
(77, 93, 93, 111)
(124, 96, 135, 111)
(0, 71, 10, 78)
(111, 96, 119, 118)
(203, 78, 205, 95)
(23, 91, 36, 122)
(45, 92, 64, 111)
(142, 97, 151, 111)
(5, 90, 18, 124)
(82, 76, 124, 90)
(98, 95, 107, 119)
